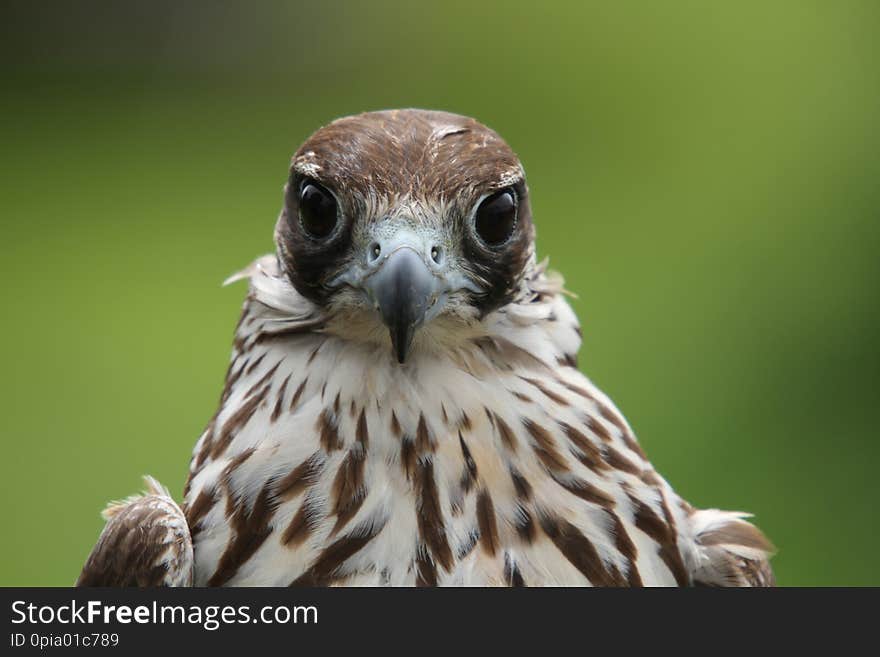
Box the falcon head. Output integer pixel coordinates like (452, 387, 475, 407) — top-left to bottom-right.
(275, 109, 536, 363)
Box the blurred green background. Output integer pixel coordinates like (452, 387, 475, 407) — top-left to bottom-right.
(1, 1, 877, 586)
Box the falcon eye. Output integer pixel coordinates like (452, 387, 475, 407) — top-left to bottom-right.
(298, 179, 338, 239)
(474, 188, 517, 247)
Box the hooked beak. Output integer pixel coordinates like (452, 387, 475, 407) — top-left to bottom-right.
(364, 246, 442, 364)
(329, 225, 482, 363)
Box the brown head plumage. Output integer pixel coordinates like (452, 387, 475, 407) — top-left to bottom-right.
(274, 109, 536, 361)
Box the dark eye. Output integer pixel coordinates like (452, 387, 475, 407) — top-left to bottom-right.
(299, 179, 338, 238)
(474, 189, 517, 246)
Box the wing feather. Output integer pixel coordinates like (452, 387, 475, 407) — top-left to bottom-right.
(689, 509, 776, 587)
(77, 476, 193, 587)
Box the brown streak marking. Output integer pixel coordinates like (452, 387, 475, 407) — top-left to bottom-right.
(658, 491, 693, 581)
(598, 403, 631, 439)
(317, 408, 342, 452)
(415, 460, 453, 570)
(289, 377, 308, 411)
(628, 494, 689, 586)
(306, 341, 323, 366)
(209, 385, 269, 459)
(274, 451, 323, 500)
(514, 504, 537, 543)
(558, 421, 608, 473)
(452, 435, 477, 515)
(401, 436, 416, 479)
(193, 423, 217, 470)
(244, 360, 281, 399)
(244, 353, 265, 376)
(539, 515, 624, 587)
(510, 467, 533, 500)
(221, 448, 255, 482)
(415, 413, 433, 454)
(220, 451, 258, 519)
(253, 320, 325, 345)
(559, 378, 594, 401)
(621, 432, 648, 460)
(493, 413, 517, 452)
(605, 509, 642, 586)
(605, 446, 642, 476)
(585, 416, 613, 443)
(355, 408, 369, 447)
(271, 374, 291, 423)
(522, 418, 569, 472)
(290, 525, 382, 586)
(458, 432, 478, 494)
(554, 475, 616, 509)
(208, 484, 276, 586)
(185, 486, 217, 539)
(520, 376, 569, 406)
(473, 336, 547, 371)
(476, 490, 499, 556)
(281, 504, 312, 547)
(220, 358, 247, 405)
(330, 448, 367, 535)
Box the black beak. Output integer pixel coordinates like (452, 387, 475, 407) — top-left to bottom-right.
(366, 248, 436, 363)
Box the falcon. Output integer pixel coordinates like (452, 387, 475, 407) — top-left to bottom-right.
(78, 109, 774, 587)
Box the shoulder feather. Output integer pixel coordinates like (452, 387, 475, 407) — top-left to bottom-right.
(689, 509, 776, 587)
(77, 476, 193, 587)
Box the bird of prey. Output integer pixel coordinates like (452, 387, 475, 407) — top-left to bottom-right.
(78, 109, 774, 587)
